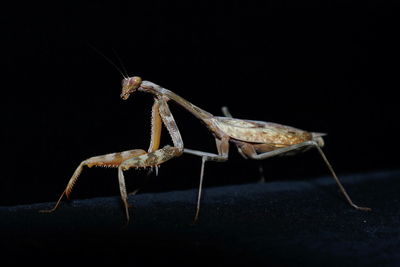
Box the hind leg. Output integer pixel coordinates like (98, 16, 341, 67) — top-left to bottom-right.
(235, 141, 371, 211)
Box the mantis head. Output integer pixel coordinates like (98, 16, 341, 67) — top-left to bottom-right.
(120, 76, 142, 100)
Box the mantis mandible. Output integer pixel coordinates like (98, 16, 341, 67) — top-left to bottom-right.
(41, 76, 371, 222)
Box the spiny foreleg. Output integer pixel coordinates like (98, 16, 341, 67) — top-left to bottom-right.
(117, 97, 184, 222)
(128, 97, 163, 195)
(40, 149, 147, 213)
(117, 146, 182, 220)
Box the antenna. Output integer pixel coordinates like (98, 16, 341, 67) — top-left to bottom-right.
(88, 44, 127, 79)
(112, 48, 129, 78)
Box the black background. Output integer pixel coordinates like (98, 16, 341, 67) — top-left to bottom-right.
(2, 2, 399, 206)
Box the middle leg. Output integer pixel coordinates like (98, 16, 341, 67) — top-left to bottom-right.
(183, 135, 230, 222)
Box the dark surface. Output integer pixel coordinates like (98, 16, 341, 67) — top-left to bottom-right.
(1, 170, 399, 266)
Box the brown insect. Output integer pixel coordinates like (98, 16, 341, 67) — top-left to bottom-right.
(41, 76, 371, 222)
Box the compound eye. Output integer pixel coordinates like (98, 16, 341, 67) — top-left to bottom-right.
(130, 76, 142, 87)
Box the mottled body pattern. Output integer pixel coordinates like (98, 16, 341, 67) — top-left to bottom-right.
(42, 76, 370, 223)
(214, 117, 312, 146)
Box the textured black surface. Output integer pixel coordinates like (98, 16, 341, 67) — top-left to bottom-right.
(1, 170, 399, 266)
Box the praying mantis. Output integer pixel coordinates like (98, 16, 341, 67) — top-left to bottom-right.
(41, 76, 371, 223)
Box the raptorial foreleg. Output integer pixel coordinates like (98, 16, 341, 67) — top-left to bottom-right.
(117, 97, 184, 222)
(40, 149, 147, 213)
(128, 98, 163, 195)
